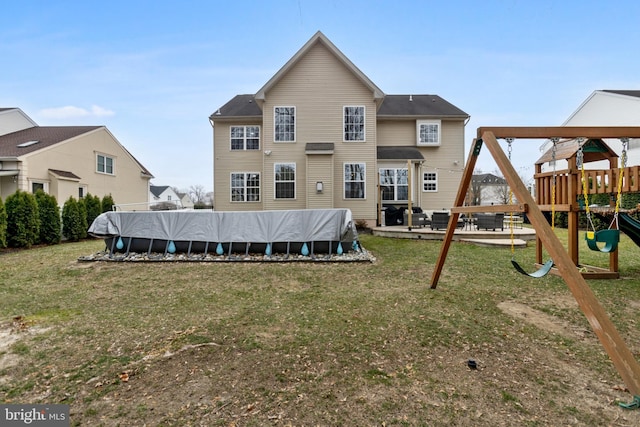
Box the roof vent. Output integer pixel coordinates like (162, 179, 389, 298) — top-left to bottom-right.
(17, 140, 40, 148)
(409, 95, 413, 102)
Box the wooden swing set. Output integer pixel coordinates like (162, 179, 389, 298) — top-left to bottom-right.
(430, 126, 640, 398)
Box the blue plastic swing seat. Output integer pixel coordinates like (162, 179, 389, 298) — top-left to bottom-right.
(511, 258, 554, 278)
(585, 229, 619, 253)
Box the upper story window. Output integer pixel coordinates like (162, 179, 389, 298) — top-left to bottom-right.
(231, 126, 260, 150)
(231, 172, 260, 202)
(344, 106, 365, 141)
(344, 163, 366, 199)
(423, 172, 438, 192)
(380, 168, 408, 201)
(97, 153, 114, 175)
(274, 163, 296, 199)
(274, 107, 295, 142)
(417, 120, 441, 146)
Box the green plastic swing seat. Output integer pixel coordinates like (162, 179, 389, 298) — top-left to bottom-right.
(585, 229, 619, 253)
(511, 258, 554, 278)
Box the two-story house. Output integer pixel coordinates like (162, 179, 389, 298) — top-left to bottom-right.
(209, 32, 468, 225)
(540, 90, 640, 171)
(0, 107, 153, 207)
(149, 185, 184, 209)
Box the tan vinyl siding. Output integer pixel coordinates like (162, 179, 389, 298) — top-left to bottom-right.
(22, 128, 149, 207)
(377, 119, 466, 211)
(306, 155, 333, 209)
(377, 120, 415, 146)
(260, 42, 377, 218)
(418, 120, 465, 210)
(213, 119, 263, 211)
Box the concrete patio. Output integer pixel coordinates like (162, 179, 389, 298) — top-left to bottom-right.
(371, 224, 536, 248)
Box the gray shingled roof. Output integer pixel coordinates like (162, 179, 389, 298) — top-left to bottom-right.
(602, 90, 640, 99)
(378, 95, 468, 118)
(212, 94, 468, 120)
(305, 143, 334, 152)
(0, 126, 102, 157)
(377, 146, 424, 160)
(150, 185, 170, 197)
(49, 169, 81, 180)
(210, 94, 262, 119)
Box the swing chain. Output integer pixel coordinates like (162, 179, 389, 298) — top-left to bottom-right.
(576, 138, 593, 227)
(613, 138, 629, 225)
(551, 138, 559, 229)
(505, 138, 515, 256)
(506, 138, 514, 161)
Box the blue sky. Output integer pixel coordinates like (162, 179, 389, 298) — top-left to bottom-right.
(2, 0, 640, 192)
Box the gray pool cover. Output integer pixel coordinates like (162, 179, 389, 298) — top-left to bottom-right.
(88, 208, 358, 244)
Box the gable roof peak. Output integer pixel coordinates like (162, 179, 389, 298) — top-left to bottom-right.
(255, 31, 384, 101)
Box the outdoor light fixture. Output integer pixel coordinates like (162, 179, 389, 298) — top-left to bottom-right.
(316, 181, 323, 193)
(264, 150, 272, 156)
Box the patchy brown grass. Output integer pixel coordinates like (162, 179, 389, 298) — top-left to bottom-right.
(1, 232, 639, 426)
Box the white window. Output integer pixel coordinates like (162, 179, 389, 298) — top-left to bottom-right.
(230, 126, 260, 150)
(417, 120, 441, 146)
(97, 153, 114, 175)
(274, 163, 296, 199)
(380, 168, 408, 201)
(344, 163, 366, 199)
(231, 172, 261, 202)
(274, 107, 295, 142)
(31, 181, 47, 193)
(423, 172, 438, 192)
(344, 106, 365, 141)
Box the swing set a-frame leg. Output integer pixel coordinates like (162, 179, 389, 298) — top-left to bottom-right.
(430, 138, 483, 289)
(431, 130, 640, 396)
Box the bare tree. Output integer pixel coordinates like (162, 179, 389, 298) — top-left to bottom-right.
(189, 185, 207, 204)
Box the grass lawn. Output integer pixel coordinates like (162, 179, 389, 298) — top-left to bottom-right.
(1, 230, 639, 426)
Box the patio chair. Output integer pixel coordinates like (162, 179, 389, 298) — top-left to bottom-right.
(404, 210, 430, 228)
(475, 213, 504, 231)
(430, 212, 450, 230)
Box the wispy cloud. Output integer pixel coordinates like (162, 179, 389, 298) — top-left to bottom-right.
(39, 105, 115, 119)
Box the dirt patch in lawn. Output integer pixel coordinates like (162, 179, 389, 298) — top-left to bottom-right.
(497, 301, 578, 339)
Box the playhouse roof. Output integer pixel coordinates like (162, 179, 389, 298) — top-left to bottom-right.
(535, 138, 618, 165)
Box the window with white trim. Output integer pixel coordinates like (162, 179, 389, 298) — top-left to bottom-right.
(344, 163, 366, 199)
(230, 126, 260, 150)
(31, 181, 46, 193)
(274, 163, 295, 199)
(344, 106, 365, 141)
(417, 120, 441, 146)
(231, 172, 261, 202)
(423, 172, 438, 192)
(274, 107, 295, 142)
(97, 154, 114, 175)
(379, 168, 408, 201)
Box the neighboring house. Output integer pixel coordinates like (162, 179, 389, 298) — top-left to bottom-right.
(466, 173, 510, 206)
(209, 31, 468, 225)
(0, 107, 153, 207)
(177, 191, 195, 209)
(541, 90, 640, 170)
(149, 185, 183, 209)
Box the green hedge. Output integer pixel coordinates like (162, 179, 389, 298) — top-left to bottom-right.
(35, 190, 61, 244)
(101, 194, 115, 213)
(62, 197, 87, 242)
(5, 190, 40, 248)
(0, 197, 6, 248)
